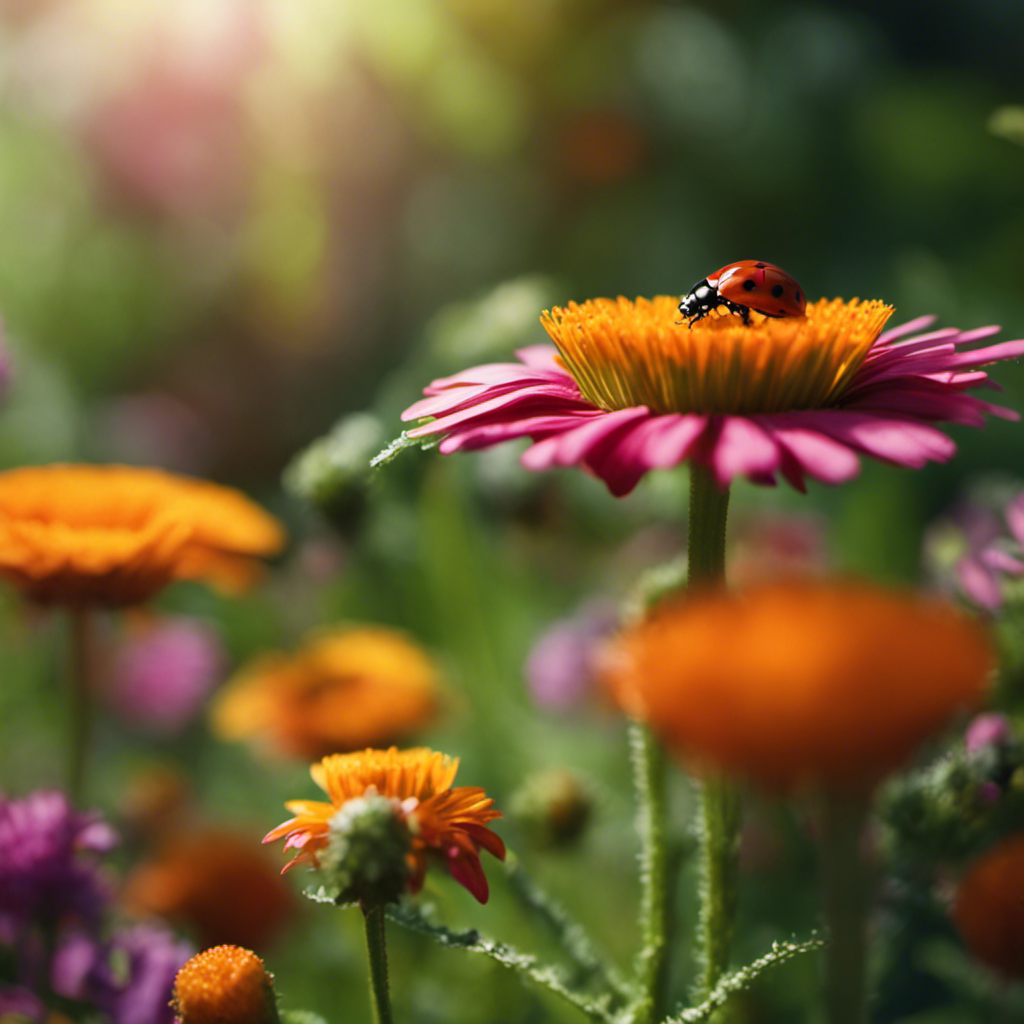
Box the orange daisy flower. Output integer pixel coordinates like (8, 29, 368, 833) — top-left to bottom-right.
(122, 829, 297, 952)
(952, 833, 1024, 979)
(210, 626, 441, 761)
(264, 747, 505, 904)
(604, 580, 993, 791)
(172, 945, 278, 1024)
(0, 464, 284, 605)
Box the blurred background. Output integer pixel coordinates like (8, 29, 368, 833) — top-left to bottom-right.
(2, 1, 1024, 1021)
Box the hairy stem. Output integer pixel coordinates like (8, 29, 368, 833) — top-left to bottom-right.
(687, 465, 741, 1009)
(363, 903, 395, 1024)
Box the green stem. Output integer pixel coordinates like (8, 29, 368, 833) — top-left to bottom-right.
(693, 776, 741, 1003)
(363, 903, 395, 1024)
(819, 793, 871, 1024)
(687, 464, 730, 588)
(687, 464, 742, 1008)
(629, 719, 670, 1024)
(67, 607, 96, 805)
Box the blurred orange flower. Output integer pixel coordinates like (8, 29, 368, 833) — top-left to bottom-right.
(0, 464, 284, 606)
(122, 829, 297, 952)
(264, 747, 505, 903)
(210, 626, 441, 761)
(172, 945, 278, 1024)
(953, 833, 1024, 979)
(604, 580, 993, 791)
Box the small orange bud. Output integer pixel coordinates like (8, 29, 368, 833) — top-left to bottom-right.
(172, 945, 279, 1024)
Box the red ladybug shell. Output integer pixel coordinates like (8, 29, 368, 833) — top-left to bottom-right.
(709, 261, 806, 319)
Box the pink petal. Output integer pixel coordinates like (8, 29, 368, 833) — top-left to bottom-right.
(980, 547, 1024, 574)
(704, 417, 782, 486)
(763, 419, 862, 484)
(956, 556, 1002, 610)
(439, 412, 602, 452)
(521, 407, 650, 470)
(876, 315, 936, 345)
(806, 411, 956, 468)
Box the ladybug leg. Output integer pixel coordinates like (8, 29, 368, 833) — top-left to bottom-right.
(718, 296, 752, 325)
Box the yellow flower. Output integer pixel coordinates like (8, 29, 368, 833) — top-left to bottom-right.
(0, 464, 284, 605)
(603, 580, 993, 791)
(264, 747, 505, 903)
(211, 626, 441, 761)
(172, 946, 278, 1024)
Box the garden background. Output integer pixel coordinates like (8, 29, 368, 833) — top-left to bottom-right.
(2, 2, 1024, 1022)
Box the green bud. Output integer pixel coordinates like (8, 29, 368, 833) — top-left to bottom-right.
(284, 413, 383, 533)
(318, 794, 413, 907)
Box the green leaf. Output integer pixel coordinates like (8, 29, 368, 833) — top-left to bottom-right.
(663, 935, 823, 1024)
(370, 430, 438, 470)
(385, 903, 620, 1023)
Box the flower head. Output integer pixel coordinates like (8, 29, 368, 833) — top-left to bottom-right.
(927, 488, 1024, 610)
(0, 465, 284, 606)
(79, 923, 193, 1024)
(211, 626, 441, 761)
(953, 834, 1024, 979)
(0, 791, 117, 930)
(604, 581, 993, 791)
(106, 616, 225, 736)
(403, 298, 1024, 495)
(264, 747, 505, 904)
(122, 830, 296, 952)
(172, 946, 278, 1024)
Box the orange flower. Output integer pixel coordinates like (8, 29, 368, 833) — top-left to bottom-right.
(122, 829, 297, 951)
(211, 626, 441, 761)
(604, 580, 993, 791)
(264, 747, 505, 903)
(0, 464, 284, 605)
(172, 945, 278, 1024)
(952, 834, 1024, 979)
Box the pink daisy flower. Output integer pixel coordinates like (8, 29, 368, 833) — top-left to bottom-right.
(400, 296, 1024, 496)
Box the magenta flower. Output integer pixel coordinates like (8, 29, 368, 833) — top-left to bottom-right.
(401, 297, 1024, 496)
(105, 616, 225, 736)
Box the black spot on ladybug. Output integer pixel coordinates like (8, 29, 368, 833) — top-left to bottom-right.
(794, 291, 801, 303)
(771, 284, 784, 298)
(742, 279, 756, 291)
(755, 262, 767, 268)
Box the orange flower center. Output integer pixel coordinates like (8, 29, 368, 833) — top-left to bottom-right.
(541, 297, 894, 415)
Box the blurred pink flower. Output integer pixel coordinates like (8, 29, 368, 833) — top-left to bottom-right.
(106, 617, 225, 736)
(964, 713, 1012, 755)
(927, 490, 1024, 610)
(403, 298, 1024, 496)
(525, 601, 617, 710)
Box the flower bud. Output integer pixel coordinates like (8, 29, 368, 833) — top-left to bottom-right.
(172, 945, 279, 1024)
(509, 768, 592, 849)
(319, 793, 413, 906)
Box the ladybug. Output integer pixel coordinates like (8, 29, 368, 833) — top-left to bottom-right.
(678, 261, 806, 327)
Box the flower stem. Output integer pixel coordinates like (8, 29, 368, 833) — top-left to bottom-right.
(687, 464, 742, 1009)
(363, 903, 395, 1024)
(687, 463, 729, 588)
(629, 718, 670, 1024)
(819, 792, 871, 1024)
(67, 607, 96, 805)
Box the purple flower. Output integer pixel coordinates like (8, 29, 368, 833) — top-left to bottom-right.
(526, 601, 618, 709)
(0, 986, 45, 1022)
(0, 791, 116, 931)
(85, 924, 193, 1024)
(106, 616, 225, 736)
